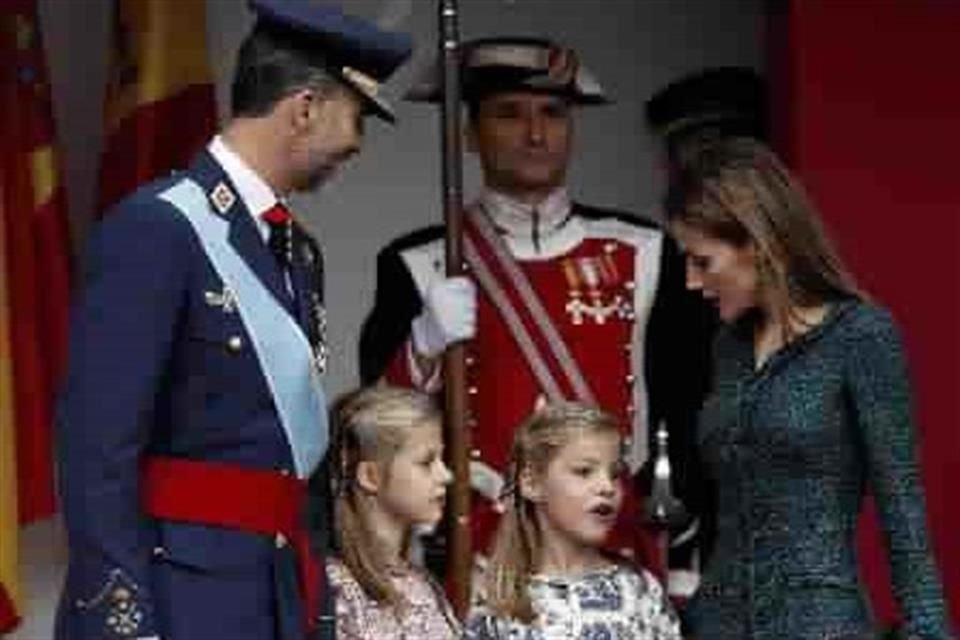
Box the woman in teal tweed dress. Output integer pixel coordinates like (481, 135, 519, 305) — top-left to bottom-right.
(665, 138, 952, 639)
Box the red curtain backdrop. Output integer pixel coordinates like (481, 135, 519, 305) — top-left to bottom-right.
(769, 0, 960, 630)
(97, 0, 217, 212)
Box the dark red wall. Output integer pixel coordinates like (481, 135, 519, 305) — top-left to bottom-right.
(769, 0, 959, 630)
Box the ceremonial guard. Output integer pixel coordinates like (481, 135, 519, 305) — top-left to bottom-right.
(359, 37, 714, 596)
(55, 2, 411, 639)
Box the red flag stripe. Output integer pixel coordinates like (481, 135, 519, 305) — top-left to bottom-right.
(2, 0, 71, 526)
(98, 83, 216, 211)
(0, 582, 20, 634)
(97, 0, 217, 213)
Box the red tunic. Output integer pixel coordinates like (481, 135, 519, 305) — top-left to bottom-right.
(385, 214, 663, 561)
(360, 201, 714, 597)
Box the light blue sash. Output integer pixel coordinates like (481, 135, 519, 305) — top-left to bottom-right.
(160, 179, 327, 478)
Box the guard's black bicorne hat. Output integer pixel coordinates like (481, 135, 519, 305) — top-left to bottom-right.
(406, 36, 609, 106)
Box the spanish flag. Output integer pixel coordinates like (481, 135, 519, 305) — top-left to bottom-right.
(98, 0, 217, 211)
(1, 181, 22, 635)
(1, 0, 73, 632)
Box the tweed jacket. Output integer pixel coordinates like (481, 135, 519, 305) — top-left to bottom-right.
(687, 300, 951, 639)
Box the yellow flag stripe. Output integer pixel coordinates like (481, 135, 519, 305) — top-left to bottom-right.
(30, 146, 55, 209)
(104, 0, 213, 131)
(0, 180, 22, 612)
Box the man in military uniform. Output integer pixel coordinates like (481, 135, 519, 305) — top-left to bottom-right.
(359, 37, 714, 597)
(55, 2, 410, 639)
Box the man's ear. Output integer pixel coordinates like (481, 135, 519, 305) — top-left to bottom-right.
(288, 88, 316, 133)
(518, 466, 542, 503)
(355, 460, 382, 495)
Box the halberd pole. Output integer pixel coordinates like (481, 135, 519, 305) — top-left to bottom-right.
(437, 0, 471, 618)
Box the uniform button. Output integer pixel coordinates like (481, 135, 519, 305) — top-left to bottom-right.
(624, 436, 633, 447)
(625, 374, 636, 384)
(624, 280, 636, 291)
(279, 468, 292, 477)
(227, 336, 243, 352)
(275, 533, 288, 549)
(470, 448, 482, 459)
(626, 404, 635, 414)
(465, 355, 476, 366)
(468, 386, 479, 396)
(152, 546, 167, 558)
(623, 342, 633, 353)
(604, 242, 618, 254)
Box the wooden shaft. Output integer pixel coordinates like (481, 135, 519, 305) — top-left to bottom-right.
(437, 0, 471, 619)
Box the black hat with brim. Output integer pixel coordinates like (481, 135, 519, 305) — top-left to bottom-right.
(645, 66, 766, 140)
(406, 36, 610, 106)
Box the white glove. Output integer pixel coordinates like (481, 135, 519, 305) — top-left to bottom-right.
(411, 276, 477, 358)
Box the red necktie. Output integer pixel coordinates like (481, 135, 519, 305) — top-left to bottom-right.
(261, 203, 293, 270)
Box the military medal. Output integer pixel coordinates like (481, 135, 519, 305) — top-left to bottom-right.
(563, 246, 632, 325)
(204, 286, 238, 313)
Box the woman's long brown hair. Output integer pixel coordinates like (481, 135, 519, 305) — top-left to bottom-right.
(664, 137, 863, 340)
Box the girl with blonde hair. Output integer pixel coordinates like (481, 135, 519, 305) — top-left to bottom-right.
(666, 137, 950, 638)
(327, 385, 459, 639)
(465, 402, 680, 639)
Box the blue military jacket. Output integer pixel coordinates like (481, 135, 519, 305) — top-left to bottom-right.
(55, 151, 331, 640)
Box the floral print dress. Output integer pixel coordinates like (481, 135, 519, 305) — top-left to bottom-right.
(465, 564, 681, 640)
(327, 558, 461, 640)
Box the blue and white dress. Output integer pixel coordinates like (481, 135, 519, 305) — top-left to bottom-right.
(465, 564, 681, 640)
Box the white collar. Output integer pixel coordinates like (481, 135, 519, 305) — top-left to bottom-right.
(477, 187, 583, 260)
(480, 187, 570, 235)
(208, 135, 278, 238)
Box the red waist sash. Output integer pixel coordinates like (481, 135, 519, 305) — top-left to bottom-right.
(141, 456, 322, 632)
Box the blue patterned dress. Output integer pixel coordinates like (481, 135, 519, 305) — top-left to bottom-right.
(465, 564, 681, 639)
